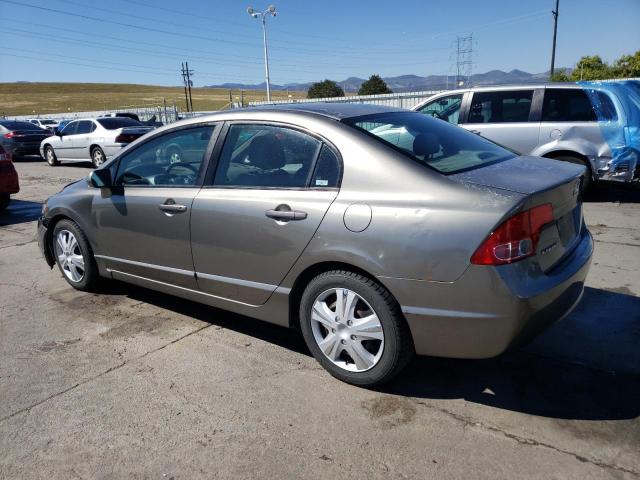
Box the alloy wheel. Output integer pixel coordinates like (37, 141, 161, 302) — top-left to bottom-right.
(92, 148, 105, 166)
(310, 288, 384, 372)
(54, 229, 85, 283)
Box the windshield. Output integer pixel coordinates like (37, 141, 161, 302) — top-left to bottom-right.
(343, 112, 515, 174)
(97, 117, 143, 129)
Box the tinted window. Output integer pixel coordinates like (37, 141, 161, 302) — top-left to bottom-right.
(311, 145, 341, 188)
(97, 117, 142, 129)
(542, 89, 597, 122)
(0, 121, 45, 131)
(214, 125, 322, 188)
(343, 112, 515, 174)
(468, 90, 533, 123)
(75, 121, 94, 134)
(40, 120, 57, 125)
(61, 122, 79, 135)
(417, 94, 463, 124)
(115, 126, 214, 186)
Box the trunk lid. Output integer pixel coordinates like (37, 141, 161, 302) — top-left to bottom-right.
(451, 156, 587, 272)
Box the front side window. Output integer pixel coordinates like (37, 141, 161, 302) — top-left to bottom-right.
(417, 94, 463, 124)
(542, 88, 597, 122)
(214, 124, 322, 188)
(468, 90, 533, 123)
(343, 112, 515, 174)
(61, 122, 78, 135)
(115, 125, 215, 186)
(75, 121, 94, 134)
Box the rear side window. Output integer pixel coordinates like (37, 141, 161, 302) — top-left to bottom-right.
(542, 89, 598, 122)
(214, 124, 322, 188)
(311, 145, 340, 188)
(468, 90, 533, 123)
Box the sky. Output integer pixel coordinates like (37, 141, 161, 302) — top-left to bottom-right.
(0, 0, 638, 86)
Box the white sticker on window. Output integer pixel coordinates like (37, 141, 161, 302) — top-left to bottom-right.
(315, 179, 329, 186)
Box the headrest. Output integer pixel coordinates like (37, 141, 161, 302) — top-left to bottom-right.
(413, 133, 440, 156)
(247, 135, 285, 170)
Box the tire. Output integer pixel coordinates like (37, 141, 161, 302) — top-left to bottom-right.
(51, 219, 99, 291)
(91, 146, 106, 168)
(299, 270, 414, 387)
(0, 193, 9, 211)
(554, 155, 592, 191)
(44, 145, 60, 166)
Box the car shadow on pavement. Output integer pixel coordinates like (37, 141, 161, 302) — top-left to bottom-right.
(386, 286, 640, 421)
(0, 199, 42, 226)
(583, 181, 640, 203)
(99, 281, 639, 421)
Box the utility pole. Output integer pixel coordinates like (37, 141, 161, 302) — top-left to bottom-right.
(247, 5, 277, 102)
(180, 62, 195, 112)
(455, 34, 473, 87)
(550, 0, 560, 78)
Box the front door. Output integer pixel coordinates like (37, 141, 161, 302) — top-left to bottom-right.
(191, 123, 342, 305)
(71, 120, 95, 160)
(92, 124, 217, 288)
(460, 89, 540, 155)
(55, 121, 78, 159)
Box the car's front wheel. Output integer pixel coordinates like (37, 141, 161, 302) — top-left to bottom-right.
(299, 270, 414, 387)
(52, 219, 99, 291)
(44, 145, 60, 166)
(91, 146, 106, 168)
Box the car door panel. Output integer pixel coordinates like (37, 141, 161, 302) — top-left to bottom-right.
(190, 188, 338, 305)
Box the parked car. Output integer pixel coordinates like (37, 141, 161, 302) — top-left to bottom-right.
(37, 104, 592, 386)
(413, 82, 639, 188)
(27, 118, 59, 133)
(40, 117, 153, 168)
(0, 145, 19, 210)
(0, 120, 52, 158)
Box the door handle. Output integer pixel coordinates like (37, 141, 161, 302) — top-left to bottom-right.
(470, 130, 482, 135)
(265, 204, 307, 222)
(159, 200, 187, 213)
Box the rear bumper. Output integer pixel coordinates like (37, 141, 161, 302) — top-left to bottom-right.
(380, 229, 593, 358)
(8, 143, 42, 156)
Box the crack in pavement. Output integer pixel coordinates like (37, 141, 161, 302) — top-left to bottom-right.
(412, 399, 640, 477)
(593, 239, 640, 248)
(0, 323, 213, 423)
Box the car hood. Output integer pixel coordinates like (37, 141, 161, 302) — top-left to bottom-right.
(448, 156, 586, 195)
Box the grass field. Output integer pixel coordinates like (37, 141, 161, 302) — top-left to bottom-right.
(0, 82, 306, 116)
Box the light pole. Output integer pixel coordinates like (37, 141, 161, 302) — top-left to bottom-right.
(247, 5, 276, 102)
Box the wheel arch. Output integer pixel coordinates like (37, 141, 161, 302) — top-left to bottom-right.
(542, 149, 594, 178)
(287, 261, 397, 330)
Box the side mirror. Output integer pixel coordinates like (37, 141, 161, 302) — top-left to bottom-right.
(88, 169, 112, 188)
(56, 130, 64, 137)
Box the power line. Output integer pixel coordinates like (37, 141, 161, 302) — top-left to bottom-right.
(180, 62, 194, 112)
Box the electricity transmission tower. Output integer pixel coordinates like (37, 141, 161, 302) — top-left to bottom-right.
(455, 34, 474, 87)
(180, 62, 194, 112)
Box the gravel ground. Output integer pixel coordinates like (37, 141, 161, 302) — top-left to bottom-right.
(1, 157, 639, 479)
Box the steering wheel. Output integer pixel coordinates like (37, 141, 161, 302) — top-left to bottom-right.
(165, 162, 199, 185)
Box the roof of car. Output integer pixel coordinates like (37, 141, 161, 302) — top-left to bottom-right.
(239, 102, 406, 120)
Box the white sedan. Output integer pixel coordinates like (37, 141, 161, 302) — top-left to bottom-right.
(40, 117, 153, 168)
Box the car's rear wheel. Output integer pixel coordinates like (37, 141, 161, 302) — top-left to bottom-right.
(44, 145, 60, 166)
(52, 219, 99, 291)
(299, 270, 414, 387)
(0, 193, 9, 211)
(91, 147, 106, 168)
(554, 155, 592, 191)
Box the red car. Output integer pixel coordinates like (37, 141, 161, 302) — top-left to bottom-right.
(0, 145, 19, 210)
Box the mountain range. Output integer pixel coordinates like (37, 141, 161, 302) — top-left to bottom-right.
(206, 69, 560, 93)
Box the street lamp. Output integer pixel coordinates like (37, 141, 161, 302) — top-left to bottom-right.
(247, 5, 276, 102)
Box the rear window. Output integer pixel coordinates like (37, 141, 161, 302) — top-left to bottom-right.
(97, 117, 142, 129)
(40, 120, 57, 125)
(343, 112, 515, 174)
(0, 121, 45, 131)
(542, 89, 598, 122)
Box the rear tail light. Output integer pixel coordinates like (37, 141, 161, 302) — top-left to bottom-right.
(471, 204, 554, 265)
(115, 133, 139, 143)
(3, 131, 16, 139)
(0, 145, 13, 169)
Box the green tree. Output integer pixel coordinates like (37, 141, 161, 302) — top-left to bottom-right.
(612, 50, 640, 78)
(358, 74, 393, 95)
(570, 55, 612, 81)
(307, 79, 345, 99)
(550, 69, 571, 82)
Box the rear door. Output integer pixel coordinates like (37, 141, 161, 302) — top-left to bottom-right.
(190, 122, 341, 305)
(461, 89, 540, 154)
(71, 120, 95, 159)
